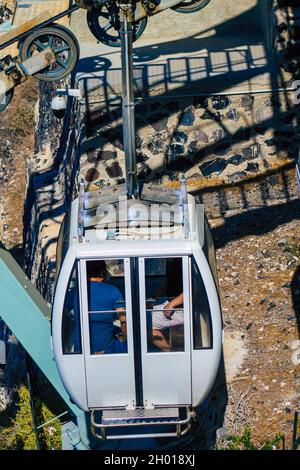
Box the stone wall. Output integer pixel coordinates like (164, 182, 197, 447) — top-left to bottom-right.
(81, 91, 299, 193)
(23, 79, 80, 303)
(273, 0, 300, 80)
(76, 1, 299, 194)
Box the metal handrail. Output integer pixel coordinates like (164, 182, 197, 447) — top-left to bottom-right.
(90, 407, 192, 440)
(91, 409, 191, 429)
(147, 308, 184, 312)
(94, 416, 187, 429)
(88, 308, 183, 314)
(36, 410, 69, 430)
(78, 180, 85, 238)
(88, 309, 126, 314)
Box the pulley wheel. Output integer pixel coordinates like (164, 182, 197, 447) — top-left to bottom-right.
(87, 4, 148, 47)
(172, 0, 211, 14)
(18, 24, 80, 82)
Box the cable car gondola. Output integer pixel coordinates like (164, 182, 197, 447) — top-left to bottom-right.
(52, 180, 222, 439)
(51, 2, 222, 441)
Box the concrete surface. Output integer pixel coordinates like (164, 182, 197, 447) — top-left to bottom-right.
(70, 1, 276, 99)
(12, 0, 70, 27)
(223, 331, 247, 382)
(70, 0, 270, 42)
(75, 35, 275, 101)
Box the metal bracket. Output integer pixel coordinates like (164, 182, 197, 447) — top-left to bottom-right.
(141, 0, 160, 16)
(0, 48, 56, 94)
(56, 87, 82, 99)
(78, 180, 85, 240)
(119, 2, 134, 22)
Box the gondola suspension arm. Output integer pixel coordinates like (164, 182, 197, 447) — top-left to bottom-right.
(0, 48, 56, 95)
(120, 1, 138, 199)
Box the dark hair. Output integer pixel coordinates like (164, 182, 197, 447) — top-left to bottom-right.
(87, 260, 108, 280)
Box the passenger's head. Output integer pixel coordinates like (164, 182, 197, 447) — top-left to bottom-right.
(87, 260, 108, 282)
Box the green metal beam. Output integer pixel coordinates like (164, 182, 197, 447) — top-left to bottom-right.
(0, 244, 82, 418)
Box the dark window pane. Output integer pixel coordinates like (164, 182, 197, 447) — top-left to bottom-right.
(203, 217, 219, 289)
(192, 257, 212, 349)
(56, 213, 69, 278)
(145, 257, 184, 353)
(62, 262, 82, 354)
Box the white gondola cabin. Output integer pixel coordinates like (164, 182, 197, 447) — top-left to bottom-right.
(51, 181, 222, 439)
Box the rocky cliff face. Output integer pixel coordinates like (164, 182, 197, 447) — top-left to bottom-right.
(23, 78, 80, 303)
(0, 75, 74, 412)
(0, 0, 38, 411)
(0, 77, 39, 412)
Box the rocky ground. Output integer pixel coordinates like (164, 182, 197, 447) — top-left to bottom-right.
(207, 170, 300, 447)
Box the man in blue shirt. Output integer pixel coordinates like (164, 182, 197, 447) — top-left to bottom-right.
(87, 261, 127, 355)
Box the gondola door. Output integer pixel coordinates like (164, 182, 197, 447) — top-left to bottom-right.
(80, 258, 136, 409)
(139, 256, 192, 407)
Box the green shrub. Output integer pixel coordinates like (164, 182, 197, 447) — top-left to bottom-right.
(39, 399, 61, 450)
(217, 425, 283, 450)
(0, 385, 62, 450)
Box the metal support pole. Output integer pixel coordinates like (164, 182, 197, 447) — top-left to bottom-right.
(120, 1, 138, 199)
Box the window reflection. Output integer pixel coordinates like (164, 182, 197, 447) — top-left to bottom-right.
(145, 258, 184, 353)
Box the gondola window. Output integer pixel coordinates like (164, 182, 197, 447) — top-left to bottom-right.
(86, 259, 128, 355)
(145, 257, 185, 353)
(192, 257, 212, 349)
(62, 262, 82, 354)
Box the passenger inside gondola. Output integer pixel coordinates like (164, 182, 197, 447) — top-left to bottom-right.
(146, 257, 185, 352)
(86, 260, 127, 355)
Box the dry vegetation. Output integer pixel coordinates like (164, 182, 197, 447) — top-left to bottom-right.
(0, 79, 39, 250)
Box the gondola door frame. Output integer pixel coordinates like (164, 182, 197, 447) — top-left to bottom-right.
(138, 255, 192, 408)
(79, 257, 136, 409)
